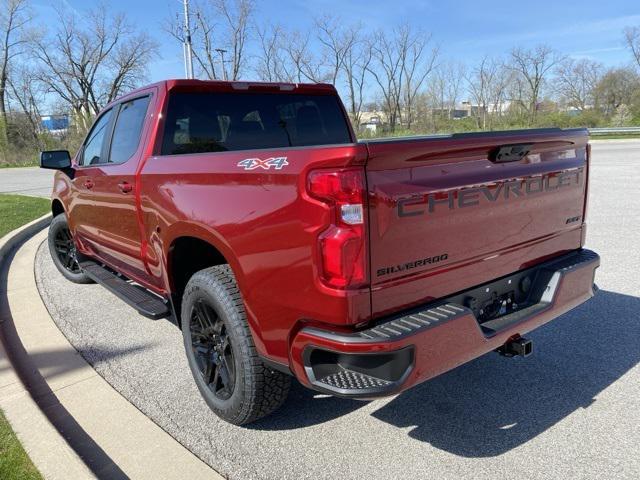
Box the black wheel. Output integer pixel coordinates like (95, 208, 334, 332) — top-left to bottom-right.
(48, 214, 93, 284)
(181, 265, 291, 425)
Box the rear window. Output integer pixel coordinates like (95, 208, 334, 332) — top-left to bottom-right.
(160, 92, 352, 155)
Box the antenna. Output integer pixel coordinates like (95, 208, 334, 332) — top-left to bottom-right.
(182, 0, 194, 79)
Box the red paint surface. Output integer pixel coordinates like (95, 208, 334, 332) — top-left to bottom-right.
(52, 79, 595, 383)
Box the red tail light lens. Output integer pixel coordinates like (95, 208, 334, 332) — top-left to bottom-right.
(307, 169, 368, 289)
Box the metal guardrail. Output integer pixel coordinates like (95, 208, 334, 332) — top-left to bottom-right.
(588, 127, 640, 135)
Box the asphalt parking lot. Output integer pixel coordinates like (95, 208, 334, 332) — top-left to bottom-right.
(33, 140, 640, 480)
(0, 166, 54, 197)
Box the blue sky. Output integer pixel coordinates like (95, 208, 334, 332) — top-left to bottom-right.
(33, 0, 639, 82)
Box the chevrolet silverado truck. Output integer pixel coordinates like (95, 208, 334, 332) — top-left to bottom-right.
(40, 80, 599, 425)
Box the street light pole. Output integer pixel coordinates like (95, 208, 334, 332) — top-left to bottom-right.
(182, 0, 194, 79)
(216, 48, 228, 80)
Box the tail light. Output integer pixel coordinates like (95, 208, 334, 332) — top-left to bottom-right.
(307, 168, 368, 289)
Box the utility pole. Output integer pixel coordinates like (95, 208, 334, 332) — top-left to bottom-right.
(216, 49, 228, 80)
(182, 0, 194, 79)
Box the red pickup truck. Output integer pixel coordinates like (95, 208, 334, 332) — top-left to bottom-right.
(41, 80, 599, 425)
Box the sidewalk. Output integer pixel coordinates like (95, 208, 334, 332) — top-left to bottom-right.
(0, 224, 221, 479)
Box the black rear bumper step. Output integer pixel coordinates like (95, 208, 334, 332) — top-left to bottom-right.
(80, 261, 170, 320)
(317, 368, 393, 391)
(360, 248, 600, 340)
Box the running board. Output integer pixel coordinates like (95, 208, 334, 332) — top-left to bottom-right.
(80, 261, 170, 320)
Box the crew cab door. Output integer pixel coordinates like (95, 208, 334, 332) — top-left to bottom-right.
(72, 92, 154, 281)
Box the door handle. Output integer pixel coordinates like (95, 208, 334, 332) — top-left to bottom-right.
(117, 181, 133, 193)
(83, 179, 94, 189)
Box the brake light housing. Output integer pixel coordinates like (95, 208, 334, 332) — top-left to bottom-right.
(307, 168, 368, 289)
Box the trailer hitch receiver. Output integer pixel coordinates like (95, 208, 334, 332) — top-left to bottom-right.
(497, 337, 533, 358)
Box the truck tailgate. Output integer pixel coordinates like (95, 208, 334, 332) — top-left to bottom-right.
(364, 128, 589, 317)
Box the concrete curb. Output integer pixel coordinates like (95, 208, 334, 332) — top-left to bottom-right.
(0, 214, 94, 479)
(1, 220, 221, 479)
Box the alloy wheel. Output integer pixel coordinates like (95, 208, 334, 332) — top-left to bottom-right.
(190, 300, 236, 400)
(53, 226, 81, 273)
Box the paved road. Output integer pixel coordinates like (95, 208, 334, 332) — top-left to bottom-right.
(35, 140, 640, 480)
(0, 167, 54, 197)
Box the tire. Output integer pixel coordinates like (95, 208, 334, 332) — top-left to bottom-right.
(181, 265, 291, 425)
(48, 214, 93, 284)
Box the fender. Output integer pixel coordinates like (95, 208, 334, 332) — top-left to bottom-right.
(160, 220, 240, 292)
(158, 221, 271, 357)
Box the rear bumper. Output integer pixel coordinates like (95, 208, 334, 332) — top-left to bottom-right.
(290, 249, 599, 398)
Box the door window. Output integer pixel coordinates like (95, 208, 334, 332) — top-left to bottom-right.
(80, 109, 113, 166)
(109, 96, 151, 164)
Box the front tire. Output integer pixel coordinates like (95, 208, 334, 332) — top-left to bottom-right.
(48, 214, 93, 284)
(181, 265, 291, 425)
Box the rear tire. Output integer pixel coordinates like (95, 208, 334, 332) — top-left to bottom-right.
(181, 265, 291, 425)
(48, 214, 93, 284)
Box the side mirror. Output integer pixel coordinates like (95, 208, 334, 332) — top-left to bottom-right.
(40, 150, 72, 170)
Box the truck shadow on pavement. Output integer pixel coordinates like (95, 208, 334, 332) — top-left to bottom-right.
(369, 289, 640, 457)
(252, 289, 639, 457)
(0, 344, 152, 380)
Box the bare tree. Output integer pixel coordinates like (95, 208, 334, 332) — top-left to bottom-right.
(431, 61, 465, 120)
(554, 58, 602, 111)
(509, 45, 563, 125)
(256, 23, 289, 82)
(367, 25, 437, 131)
(0, 0, 31, 136)
(315, 15, 357, 86)
(169, 0, 253, 80)
(342, 26, 372, 129)
(32, 4, 157, 131)
(625, 26, 640, 69)
(217, 0, 252, 80)
(282, 30, 326, 83)
(465, 56, 512, 129)
(367, 29, 403, 131)
(466, 56, 496, 129)
(400, 26, 438, 129)
(6, 65, 43, 143)
(183, 9, 220, 79)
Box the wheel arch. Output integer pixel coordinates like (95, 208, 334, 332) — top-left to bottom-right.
(164, 225, 241, 323)
(51, 198, 65, 217)
(167, 235, 230, 299)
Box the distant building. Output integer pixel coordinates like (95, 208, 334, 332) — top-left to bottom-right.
(432, 100, 513, 119)
(358, 111, 384, 133)
(41, 114, 69, 134)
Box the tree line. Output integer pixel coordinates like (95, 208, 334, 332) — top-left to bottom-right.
(2, 0, 640, 166)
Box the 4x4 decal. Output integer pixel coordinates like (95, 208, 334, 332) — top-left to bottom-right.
(237, 157, 289, 171)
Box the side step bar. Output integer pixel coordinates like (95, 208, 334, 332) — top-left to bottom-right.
(80, 261, 170, 320)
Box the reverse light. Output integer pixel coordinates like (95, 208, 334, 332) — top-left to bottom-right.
(307, 168, 368, 289)
(340, 204, 364, 225)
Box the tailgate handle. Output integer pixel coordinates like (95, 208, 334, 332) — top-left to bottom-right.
(490, 144, 533, 163)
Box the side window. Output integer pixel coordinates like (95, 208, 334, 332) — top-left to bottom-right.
(80, 109, 113, 166)
(108, 96, 151, 164)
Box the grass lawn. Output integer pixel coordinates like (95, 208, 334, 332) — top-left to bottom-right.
(0, 162, 39, 169)
(0, 411, 42, 480)
(0, 194, 50, 238)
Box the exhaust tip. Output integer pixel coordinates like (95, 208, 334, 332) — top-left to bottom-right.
(497, 337, 533, 358)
